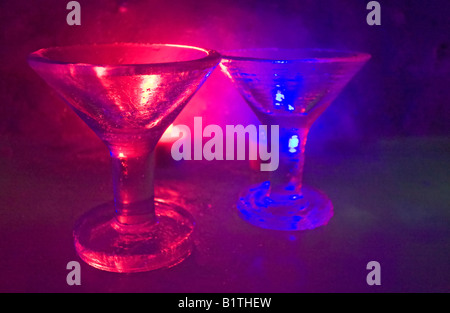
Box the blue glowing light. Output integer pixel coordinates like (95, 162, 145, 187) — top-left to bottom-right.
(288, 135, 299, 153)
(275, 90, 285, 102)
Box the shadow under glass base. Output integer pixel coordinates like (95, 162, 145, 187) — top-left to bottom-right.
(237, 183, 334, 231)
(73, 199, 194, 273)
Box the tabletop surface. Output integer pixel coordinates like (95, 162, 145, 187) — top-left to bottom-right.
(0, 136, 448, 293)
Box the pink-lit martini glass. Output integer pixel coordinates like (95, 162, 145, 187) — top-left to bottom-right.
(221, 48, 370, 231)
(28, 43, 220, 272)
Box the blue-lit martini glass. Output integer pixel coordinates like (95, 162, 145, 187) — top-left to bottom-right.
(221, 48, 370, 230)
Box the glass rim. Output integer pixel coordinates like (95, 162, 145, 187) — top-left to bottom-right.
(221, 48, 371, 64)
(27, 43, 221, 68)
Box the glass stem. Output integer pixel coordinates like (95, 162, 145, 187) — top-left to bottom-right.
(269, 127, 309, 196)
(109, 147, 156, 225)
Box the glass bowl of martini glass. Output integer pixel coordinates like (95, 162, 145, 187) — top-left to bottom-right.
(220, 48, 370, 231)
(28, 43, 220, 272)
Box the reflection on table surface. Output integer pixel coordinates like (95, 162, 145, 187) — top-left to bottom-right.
(0, 137, 448, 292)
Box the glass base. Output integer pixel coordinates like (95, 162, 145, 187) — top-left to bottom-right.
(73, 199, 194, 273)
(237, 183, 333, 231)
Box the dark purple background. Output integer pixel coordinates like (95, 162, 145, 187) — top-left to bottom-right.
(1, 0, 449, 146)
(0, 0, 449, 293)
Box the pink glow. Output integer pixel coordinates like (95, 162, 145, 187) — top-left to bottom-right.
(159, 124, 174, 142)
(94, 67, 107, 77)
(139, 75, 160, 107)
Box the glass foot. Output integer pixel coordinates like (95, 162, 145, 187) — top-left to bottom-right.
(73, 199, 194, 273)
(237, 183, 334, 231)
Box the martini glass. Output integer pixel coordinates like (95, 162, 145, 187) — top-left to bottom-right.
(220, 48, 370, 231)
(28, 43, 220, 272)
